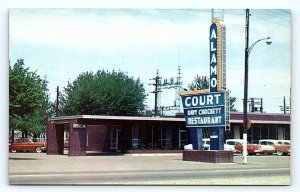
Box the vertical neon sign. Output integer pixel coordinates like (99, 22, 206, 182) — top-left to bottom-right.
(210, 23, 218, 92)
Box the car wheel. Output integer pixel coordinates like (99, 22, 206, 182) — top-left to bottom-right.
(276, 150, 284, 156)
(11, 149, 17, 153)
(35, 147, 42, 153)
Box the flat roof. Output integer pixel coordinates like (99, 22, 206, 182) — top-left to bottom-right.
(49, 112, 290, 125)
(49, 115, 185, 122)
(230, 112, 290, 124)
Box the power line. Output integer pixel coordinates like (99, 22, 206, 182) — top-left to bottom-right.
(250, 9, 290, 28)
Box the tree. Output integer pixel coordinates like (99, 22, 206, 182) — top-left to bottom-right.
(188, 75, 209, 90)
(188, 75, 237, 111)
(229, 94, 237, 112)
(9, 59, 50, 140)
(61, 70, 147, 116)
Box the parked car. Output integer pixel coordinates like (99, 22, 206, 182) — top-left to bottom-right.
(202, 138, 210, 150)
(183, 144, 193, 150)
(9, 138, 47, 153)
(183, 139, 210, 150)
(224, 139, 243, 152)
(225, 139, 262, 155)
(234, 143, 262, 155)
(258, 139, 290, 156)
(258, 139, 278, 154)
(275, 140, 290, 156)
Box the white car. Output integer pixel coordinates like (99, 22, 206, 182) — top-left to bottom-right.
(183, 138, 210, 150)
(183, 144, 193, 150)
(202, 138, 210, 150)
(259, 139, 278, 154)
(259, 139, 290, 155)
(224, 139, 243, 152)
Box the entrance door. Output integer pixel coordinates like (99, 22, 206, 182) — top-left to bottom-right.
(234, 126, 240, 139)
(132, 125, 139, 149)
(162, 127, 172, 149)
(110, 126, 121, 152)
(179, 129, 187, 149)
(277, 127, 284, 140)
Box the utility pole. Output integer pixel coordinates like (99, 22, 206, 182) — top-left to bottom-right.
(56, 86, 59, 117)
(243, 9, 271, 165)
(260, 98, 263, 113)
(149, 70, 161, 117)
(160, 65, 183, 115)
(249, 98, 263, 113)
(243, 8, 250, 165)
(280, 96, 290, 114)
(283, 96, 286, 114)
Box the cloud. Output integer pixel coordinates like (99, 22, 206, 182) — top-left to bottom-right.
(9, 9, 211, 55)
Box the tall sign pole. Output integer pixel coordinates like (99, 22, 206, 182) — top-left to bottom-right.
(180, 9, 228, 151)
(243, 9, 250, 164)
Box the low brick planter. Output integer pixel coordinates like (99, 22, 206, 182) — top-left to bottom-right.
(183, 150, 233, 163)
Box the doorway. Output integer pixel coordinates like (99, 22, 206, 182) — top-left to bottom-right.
(110, 125, 121, 152)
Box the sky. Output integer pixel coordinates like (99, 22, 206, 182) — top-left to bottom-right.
(9, 8, 291, 114)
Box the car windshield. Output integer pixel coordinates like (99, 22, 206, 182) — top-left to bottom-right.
(227, 141, 236, 145)
(14, 138, 33, 143)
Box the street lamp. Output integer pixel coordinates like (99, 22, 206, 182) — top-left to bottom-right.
(243, 10, 272, 165)
(248, 37, 272, 57)
(243, 36, 272, 164)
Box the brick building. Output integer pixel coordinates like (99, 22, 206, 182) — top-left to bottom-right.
(47, 112, 290, 156)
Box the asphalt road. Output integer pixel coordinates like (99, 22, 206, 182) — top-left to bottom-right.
(8, 153, 290, 185)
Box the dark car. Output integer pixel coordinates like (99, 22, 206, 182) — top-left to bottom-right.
(9, 138, 47, 153)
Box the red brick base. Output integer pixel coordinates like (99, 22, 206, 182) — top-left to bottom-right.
(183, 150, 233, 163)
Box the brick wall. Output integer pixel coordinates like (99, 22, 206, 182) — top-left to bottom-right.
(86, 125, 110, 152)
(183, 150, 233, 163)
(69, 120, 87, 156)
(47, 123, 64, 155)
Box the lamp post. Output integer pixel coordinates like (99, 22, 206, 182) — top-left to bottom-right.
(243, 9, 272, 164)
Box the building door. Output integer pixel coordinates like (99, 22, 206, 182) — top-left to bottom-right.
(110, 126, 121, 152)
(234, 126, 240, 139)
(132, 125, 140, 149)
(162, 127, 172, 149)
(277, 127, 284, 140)
(179, 129, 187, 149)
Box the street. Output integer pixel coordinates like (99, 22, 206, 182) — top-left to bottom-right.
(9, 152, 290, 185)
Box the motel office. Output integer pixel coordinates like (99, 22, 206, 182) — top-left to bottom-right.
(47, 112, 290, 156)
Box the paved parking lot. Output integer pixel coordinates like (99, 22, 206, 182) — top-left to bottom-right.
(8, 152, 290, 185)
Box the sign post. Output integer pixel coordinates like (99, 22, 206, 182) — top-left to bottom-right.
(180, 13, 227, 151)
(181, 92, 226, 150)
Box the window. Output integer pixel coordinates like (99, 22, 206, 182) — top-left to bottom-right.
(268, 141, 273, 145)
(260, 141, 267, 145)
(110, 125, 121, 151)
(132, 125, 140, 150)
(227, 141, 235, 145)
(162, 127, 172, 149)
